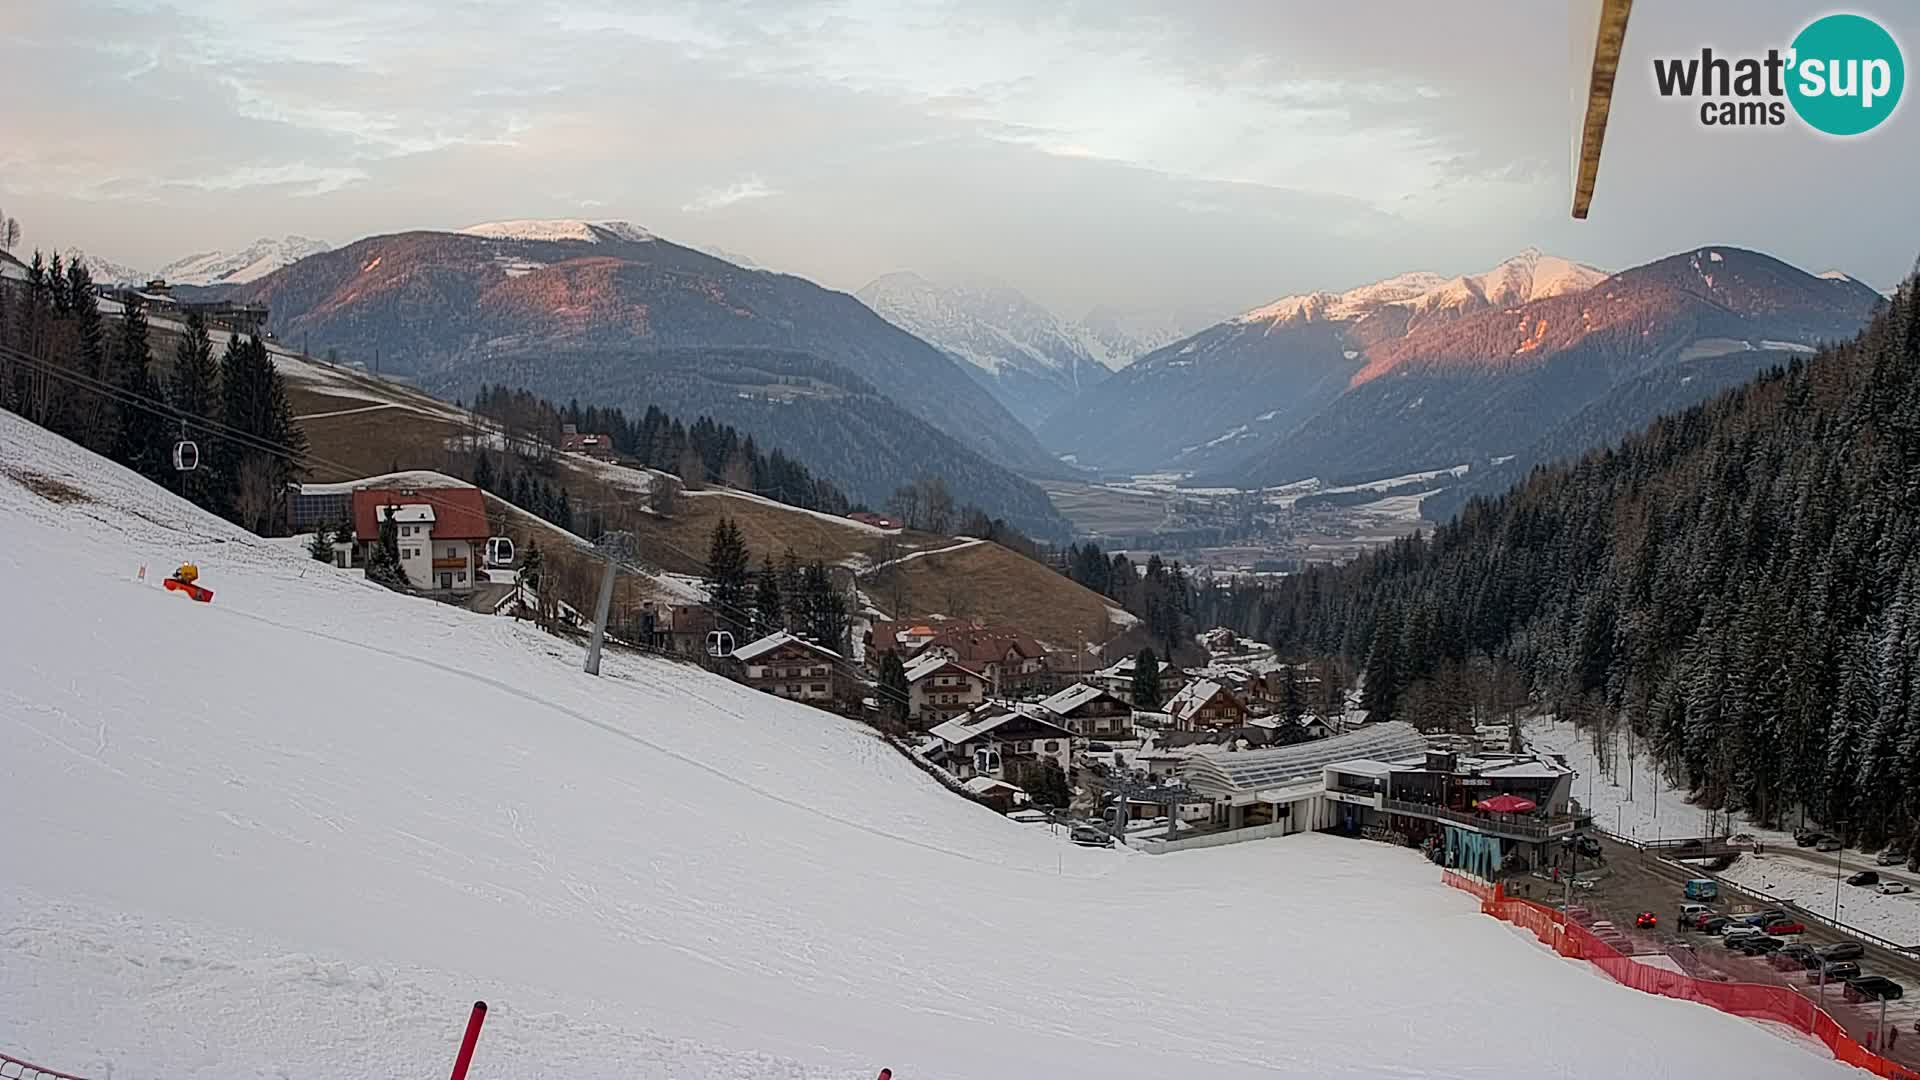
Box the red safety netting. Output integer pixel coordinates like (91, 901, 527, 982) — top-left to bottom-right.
(1442, 874, 1920, 1080)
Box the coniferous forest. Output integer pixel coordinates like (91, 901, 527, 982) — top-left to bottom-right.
(1263, 278, 1920, 849)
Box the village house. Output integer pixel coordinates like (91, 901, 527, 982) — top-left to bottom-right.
(903, 653, 990, 727)
(1164, 679, 1250, 732)
(731, 631, 854, 708)
(868, 620, 1049, 696)
(922, 704, 1075, 783)
(349, 485, 491, 593)
(1091, 654, 1189, 705)
(559, 423, 617, 461)
(960, 776, 1028, 813)
(1036, 682, 1135, 740)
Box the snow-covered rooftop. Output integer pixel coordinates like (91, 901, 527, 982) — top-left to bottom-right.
(1038, 682, 1109, 715)
(1183, 722, 1428, 796)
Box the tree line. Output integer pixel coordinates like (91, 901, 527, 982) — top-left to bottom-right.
(1263, 278, 1920, 850)
(1062, 542, 1198, 659)
(1, 251, 304, 535)
(703, 516, 849, 651)
(468, 383, 852, 515)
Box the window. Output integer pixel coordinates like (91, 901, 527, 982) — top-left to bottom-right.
(811, 683, 827, 693)
(456, 572, 466, 583)
(1044, 740, 1059, 752)
(446, 547, 457, 559)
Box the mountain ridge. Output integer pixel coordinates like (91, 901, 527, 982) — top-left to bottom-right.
(235, 226, 1067, 492)
(1040, 247, 1881, 487)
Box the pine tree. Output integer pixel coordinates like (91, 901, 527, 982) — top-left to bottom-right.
(473, 450, 496, 493)
(167, 309, 220, 510)
(110, 296, 170, 483)
(704, 517, 752, 635)
(308, 523, 335, 562)
(519, 541, 546, 625)
(802, 560, 847, 651)
(878, 652, 911, 734)
(753, 553, 784, 636)
(1132, 649, 1161, 709)
(363, 506, 409, 590)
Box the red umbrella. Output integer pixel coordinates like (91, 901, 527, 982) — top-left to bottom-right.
(1479, 794, 1537, 814)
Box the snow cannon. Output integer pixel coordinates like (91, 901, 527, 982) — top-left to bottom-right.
(164, 563, 214, 603)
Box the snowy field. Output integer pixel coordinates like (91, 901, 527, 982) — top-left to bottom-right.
(1528, 718, 1920, 944)
(0, 413, 1865, 1079)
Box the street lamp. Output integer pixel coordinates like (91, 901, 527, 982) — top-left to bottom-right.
(1832, 819, 1848, 924)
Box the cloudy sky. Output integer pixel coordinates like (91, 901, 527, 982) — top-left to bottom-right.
(5, 1, 1913, 323)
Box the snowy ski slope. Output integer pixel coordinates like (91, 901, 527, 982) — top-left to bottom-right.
(0, 411, 1861, 1079)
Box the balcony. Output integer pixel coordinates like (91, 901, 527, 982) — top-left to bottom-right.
(1380, 798, 1580, 842)
(432, 557, 469, 570)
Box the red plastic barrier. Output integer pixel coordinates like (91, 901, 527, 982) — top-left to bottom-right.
(1442, 873, 1920, 1080)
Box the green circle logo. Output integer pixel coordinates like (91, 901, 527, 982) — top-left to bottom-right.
(1787, 14, 1904, 135)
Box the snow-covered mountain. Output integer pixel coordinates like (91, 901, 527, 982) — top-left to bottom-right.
(156, 236, 332, 286)
(65, 248, 150, 285)
(856, 271, 1114, 429)
(0, 407, 1855, 1080)
(1043, 247, 1879, 485)
(457, 218, 655, 244)
(1233, 249, 1607, 330)
(1077, 304, 1202, 369)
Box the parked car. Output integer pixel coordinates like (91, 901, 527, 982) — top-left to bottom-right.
(1764, 919, 1807, 935)
(1741, 908, 1789, 927)
(1678, 902, 1712, 926)
(1575, 835, 1603, 858)
(1848, 870, 1880, 887)
(1796, 830, 1824, 848)
(1817, 941, 1866, 962)
(1069, 823, 1113, 847)
(1844, 976, 1905, 1002)
(1741, 936, 1786, 956)
(1590, 919, 1617, 931)
(1086, 742, 1114, 754)
(1701, 915, 1733, 934)
(1878, 881, 1910, 895)
(1684, 878, 1719, 902)
(1876, 847, 1907, 866)
(1809, 961, 1862, 984)
(1816, 837, 1844, 852)
(1773, 944, 1819, 970)
(1722, 925, 1766, 945)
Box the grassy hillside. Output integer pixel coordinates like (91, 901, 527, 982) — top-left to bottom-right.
(863, 539, 1134, 649)
(268, 351, 1132, 645)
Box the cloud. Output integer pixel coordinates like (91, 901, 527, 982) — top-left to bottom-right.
(681, 178, 780, 214)
(5, 0, 1916, 314)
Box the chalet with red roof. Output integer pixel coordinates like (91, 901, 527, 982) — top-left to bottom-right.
(559, 423, 616, 461)
(350, 485, 490, 592)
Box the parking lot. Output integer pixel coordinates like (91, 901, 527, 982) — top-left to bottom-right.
(1499, 834, 1920, 1067)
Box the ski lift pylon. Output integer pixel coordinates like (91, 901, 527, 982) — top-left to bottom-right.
(172, 440, 200, 472)
(706, 630, 736, 658)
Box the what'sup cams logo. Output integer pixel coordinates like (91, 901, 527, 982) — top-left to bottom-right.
(1653, 13, 1904, 134)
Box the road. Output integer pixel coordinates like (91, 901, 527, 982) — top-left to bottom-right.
(1770, 842, 1920, 893)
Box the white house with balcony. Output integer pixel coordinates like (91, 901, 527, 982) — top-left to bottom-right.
(902, 653, 989, 727)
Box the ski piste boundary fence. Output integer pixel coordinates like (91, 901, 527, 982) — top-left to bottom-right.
(1441, 870, 1920, 1079)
